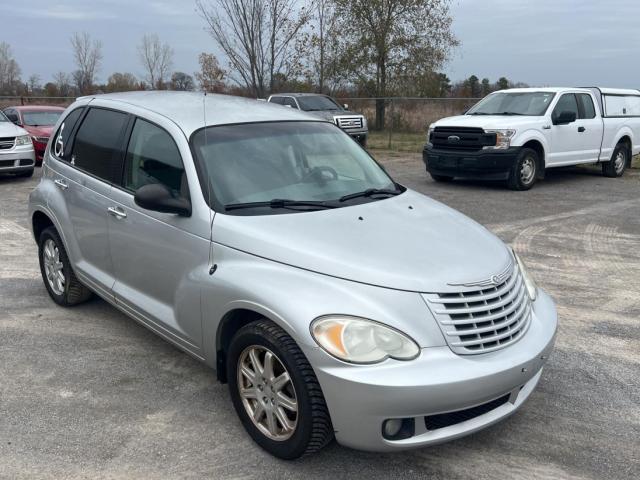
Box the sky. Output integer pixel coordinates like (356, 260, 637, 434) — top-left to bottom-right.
(2, 0, 640, 89)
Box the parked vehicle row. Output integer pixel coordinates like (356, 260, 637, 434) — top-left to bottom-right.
(29, 91, 557, 459)
(0, 110, 36, 178)
(424, 87, 640, 189)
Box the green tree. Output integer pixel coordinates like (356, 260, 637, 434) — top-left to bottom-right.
(170, 72, 195, 91)
(106, 72, 139, 92)
(497, 77, 509, 90)
(333, 0, 458, 129)
(481, 77, 491, 96)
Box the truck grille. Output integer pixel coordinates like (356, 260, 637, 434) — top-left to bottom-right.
(0, 137, 16, 150)
(430, 127, 496, 151)
(424, 262, 532, 355)
(334, 116, 363, 130)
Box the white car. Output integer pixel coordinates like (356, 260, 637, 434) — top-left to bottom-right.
(0, 111, 36, 177)
(424, 87, 640, 189)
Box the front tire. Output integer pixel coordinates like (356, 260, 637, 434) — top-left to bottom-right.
(602, 143, 629, 177)
(507, 148, 538, 190)
(38, 227, 92, 306)
(227, 320, 333, 459)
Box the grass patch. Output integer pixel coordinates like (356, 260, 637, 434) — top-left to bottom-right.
(368, 131, 425, 153)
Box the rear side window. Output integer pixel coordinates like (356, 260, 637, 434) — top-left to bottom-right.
(123, 119, 187, 198)
(604, 95, 640, 116)
(577, 94, 596, 119)
(71, 108, 129, 183)
(552, 94, 579, 122)
(52, 108, 85, 160)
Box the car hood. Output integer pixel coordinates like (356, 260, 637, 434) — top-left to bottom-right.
(433, 114, 541, 130)
(212, 190, 512, 293)
(24, 125, 54, 136)
(0, 122, 29, 137)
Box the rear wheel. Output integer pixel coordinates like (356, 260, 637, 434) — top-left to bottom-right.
(507, 148, 538, 190)
(602, 143, 628, 177)
(227, 320, 333, 459)
(38, 227, 92, 306)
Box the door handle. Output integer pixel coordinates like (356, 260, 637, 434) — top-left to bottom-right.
(578, 126, 586, 132)
(54, 179, 68, 190)
(107, 206, 127, 219)
(542, 125, 551, 130)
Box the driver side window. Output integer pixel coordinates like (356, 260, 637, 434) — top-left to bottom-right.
(552, 94, 579, 123)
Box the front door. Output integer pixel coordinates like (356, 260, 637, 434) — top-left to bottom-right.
(546, 93, 583, 166)
(107, 117, 208, 355)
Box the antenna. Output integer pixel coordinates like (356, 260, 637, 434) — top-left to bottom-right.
(203, 91, 217, 275)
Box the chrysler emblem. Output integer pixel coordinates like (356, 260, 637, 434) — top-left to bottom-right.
(491, 275, 501, 285)
(447, 135, 460, 143)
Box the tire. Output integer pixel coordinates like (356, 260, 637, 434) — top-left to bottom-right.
(38, 227, 92, 306)
(507, 148, 538, 190)
(227, 320, 333, 459)
(16, 168, 34, 178)
(430, 173, 454, 183)
(602, 142, 629, 178)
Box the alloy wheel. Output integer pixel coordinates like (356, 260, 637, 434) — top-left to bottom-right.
(43, 239, 65, 295)
(614, 150, 626, 174)
(520, 156, 536, 185)
(237, 345, 298, 441)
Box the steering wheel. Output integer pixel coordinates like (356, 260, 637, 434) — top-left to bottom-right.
(300, 166, 339, 183)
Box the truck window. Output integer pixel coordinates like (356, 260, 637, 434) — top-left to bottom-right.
(552, 94, 579, 123)
(604, 95, 640, 117)
(269, 96, 284, 105)
(283, 97, 298, 109)
(577, 94, 596, 119)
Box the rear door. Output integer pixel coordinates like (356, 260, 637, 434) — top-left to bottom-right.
(575, 93, 604, 163)
(107, 116, 207, 355)
(547, 93, 583, 166)
(50, 107, 129, 297)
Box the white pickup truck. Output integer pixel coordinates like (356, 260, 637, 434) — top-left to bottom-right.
(424, 87, 640, 189)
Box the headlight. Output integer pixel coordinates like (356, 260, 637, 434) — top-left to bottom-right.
(362, 117, 367, 129)
(513, 250, 538, 301)
(311, 316, 420, 364)
(15, 135, 32, 146)
(485, 129, 516, 150)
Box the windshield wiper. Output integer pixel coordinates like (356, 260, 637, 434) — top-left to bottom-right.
(468, 112, 491, 115)
(339, 188, 402, 202)
(500, 112, 526, 116)
(225, 199, 337, 211)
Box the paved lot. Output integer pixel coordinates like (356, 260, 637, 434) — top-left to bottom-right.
(1, 159, 639, 480)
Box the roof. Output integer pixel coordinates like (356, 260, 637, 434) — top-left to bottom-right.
(7, 105, 66, 111)
(78, 91, 325, 136)
(498, 87, 640, 95)
(270, 93, 330, 98)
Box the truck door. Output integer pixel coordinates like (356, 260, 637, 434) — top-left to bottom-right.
(575, 93, 604, 164)
(547, 93, 582, 166)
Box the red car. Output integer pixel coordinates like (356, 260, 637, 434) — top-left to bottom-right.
(3, 106, 66, 165)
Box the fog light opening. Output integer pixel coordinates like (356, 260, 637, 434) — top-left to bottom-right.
(382, 417, 415, 441)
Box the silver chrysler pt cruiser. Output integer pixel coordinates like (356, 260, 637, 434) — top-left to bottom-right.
(28, 92, 557, 459)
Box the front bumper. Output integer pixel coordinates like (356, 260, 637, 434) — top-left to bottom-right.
(0, 146, 36, 173)
(345, 130, 368, 146)
(423, 144, 521, 180)
(307, 289, 557, 452)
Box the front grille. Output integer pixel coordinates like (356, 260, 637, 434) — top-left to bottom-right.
(430, 127, 495, 151)
(0, 137, 15, 150)
(335, 116, 364, 130)
(425, 394, 511, 430)
(424, 262, 532, 354)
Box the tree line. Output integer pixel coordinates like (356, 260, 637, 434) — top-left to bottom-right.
(0, 0, 526, 128)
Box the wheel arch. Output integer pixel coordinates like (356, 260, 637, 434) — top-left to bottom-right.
(32, 209, 55, 243)
(616, 134, 632, 164)
(521, 139, 546, 177)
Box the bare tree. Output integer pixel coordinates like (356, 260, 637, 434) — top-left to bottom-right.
(138, 34, 174, 89)
(170, 72, 195, 91)
(308, 0, 346, 94)
(194, 52, 226, 93)
(53, 72, 72, 96)
(27, 74, 42, 94)
(0, 42, 22, 95)
(196, 0, 309, 97)
(70, 32, 103, 95)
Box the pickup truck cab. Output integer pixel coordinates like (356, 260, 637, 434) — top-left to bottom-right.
(424, 87, 640, 189)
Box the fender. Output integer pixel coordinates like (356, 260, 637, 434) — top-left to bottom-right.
(512, 129, 549, 166)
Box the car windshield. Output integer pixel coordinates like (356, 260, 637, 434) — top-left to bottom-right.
(296, 96, 342, 111)
(467, 92, 556, 116)
(22, 110, 63, 126)
(191, 122, 398, 214)
(0, 112, 8, 122)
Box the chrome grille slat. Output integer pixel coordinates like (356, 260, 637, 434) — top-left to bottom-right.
(423, 264, 532, 355)
(434, 275, 523, 315)
(439, 286, 526, 325)
(335, 116, 363, 130)
(0, 137, 15, 150)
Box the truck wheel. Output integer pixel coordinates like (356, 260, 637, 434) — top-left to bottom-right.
(507, 148, 538, 190)
(430, 173, 454, 183)
(38, 227, 92, 306)
(227, 319, 333, 459)
(602, 143, 629, 178)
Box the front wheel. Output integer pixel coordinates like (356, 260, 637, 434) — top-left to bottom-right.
(227, 320, 333, 459)
(602, 143, 628, 177)
(507, 148, 539, 190)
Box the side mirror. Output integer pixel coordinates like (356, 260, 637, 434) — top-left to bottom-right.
(134, 183, 191, 216)
(554, 110, 577, 125)
(343, 103, 349, 110)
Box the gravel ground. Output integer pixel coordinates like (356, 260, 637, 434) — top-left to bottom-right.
(0, 158, 638, 480)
